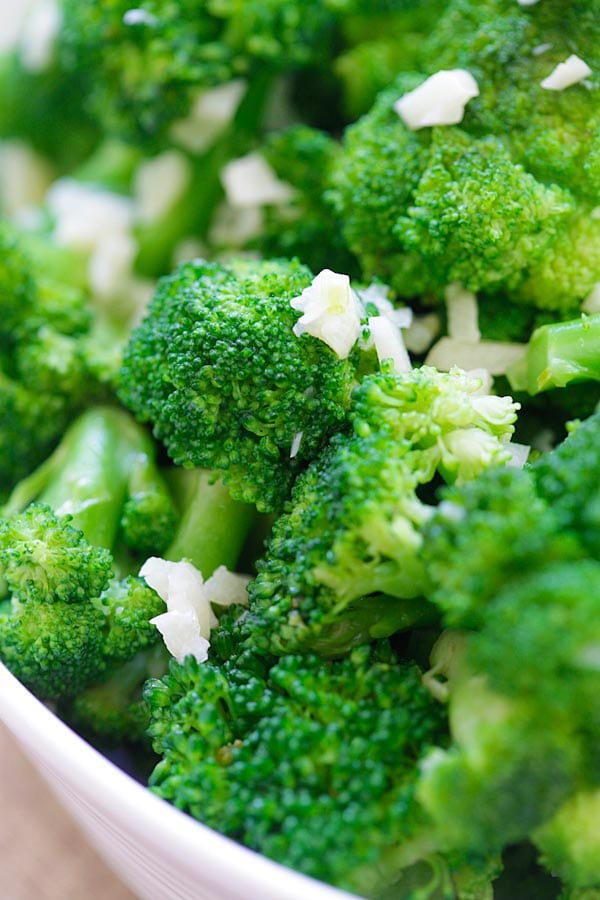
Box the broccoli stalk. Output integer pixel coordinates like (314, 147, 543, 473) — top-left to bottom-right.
(507, 313, 600, 396)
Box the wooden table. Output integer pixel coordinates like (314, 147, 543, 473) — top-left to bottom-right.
(0, 721, 137, 900)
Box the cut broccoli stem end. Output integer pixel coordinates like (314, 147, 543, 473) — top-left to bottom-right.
(507, 314, 600, 396)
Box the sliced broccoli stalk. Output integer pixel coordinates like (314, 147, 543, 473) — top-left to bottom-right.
(507, 314, 600, 396)
(3, 406, 177, 557)
(164, 468, 255, 576)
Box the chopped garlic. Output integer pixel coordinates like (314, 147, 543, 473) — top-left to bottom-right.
(208, 201, 264, 248)
(88, 232, 138, 300)
(0, 140, 54, 217)
(0, 0, 37, 53)
(141, 558, 249, 663)
(426, 337, 527, 376)
(170, 81, 247, 154)
(357, 283, 413, 329)
(150, 610, 210, 665)
(47, 179, 134, 249)
(404, 313, 441, 355)
(290, 431, 303, 459)
(19, 0, 61, 72)
(134, 150, 191, 225)
(506, 442, 531, 469)
(201, 565, 250, 608)
(532, 43, 553, 56)
(582, 282, 600, 315)
(445, 283, 480, 343)
(122, 8, 157, 26)
(291, 269, 362, 359)
(368, 316, 412, 373)
(541, 55, 592, 91)
(517, 0, 541, 5)
(221, 153, 294, 208)
(394, 70, 479, 130)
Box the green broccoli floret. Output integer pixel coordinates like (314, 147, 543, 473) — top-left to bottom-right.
(0, 406, 178, 699)
(58, 0, 338, 144)
(144, 641, 451, 897)
(417, 650, 586, 858)
(119, 256, 375, 511)
(329, 0, 600, 313)
(534, 790, 600, 893)
(0, 219, 137, 495)
(422, 466, 583, 629)
(245, 364, 518, 655)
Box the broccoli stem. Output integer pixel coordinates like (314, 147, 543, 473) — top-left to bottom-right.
(3, 406, 165, 550)
(135, 68, 275, 276)
(165, 468, 256, 576)
(507, 314, 600, 395)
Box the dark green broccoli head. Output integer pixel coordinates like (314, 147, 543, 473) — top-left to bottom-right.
(145, 644, 448, 895)
(119, 257, 369, 512)
(0, 596, 107, 699)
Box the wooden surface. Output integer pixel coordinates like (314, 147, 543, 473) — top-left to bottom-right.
(0, 721, 137, 900)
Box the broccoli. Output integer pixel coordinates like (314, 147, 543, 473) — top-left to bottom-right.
(118, 256, 377, 511)
(328, 0, 600, 314)
(144, 639, 457, 897)
(0, 222, 88, 490)
(415, 406, 600, 870)
(0, 405, 176, 699)
(244, 364, 517, 655)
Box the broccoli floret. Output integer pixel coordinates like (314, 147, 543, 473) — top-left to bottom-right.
(469, 561, 600, 725)
(245, 364, 518, 655)
(534, 790, 600, 893)
(144, 642, 450, 897)
(0, 219, 137, 495)
(119, 257, 374, 511)
(0, 406, 177, 699)
(58, 0, 339, 144)
(329, 0, 600, 312)
(422, 466, 583, 629)
(417, 657, 585, 858)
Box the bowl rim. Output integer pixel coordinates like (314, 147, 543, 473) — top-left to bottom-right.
(0, 660, 359, 900)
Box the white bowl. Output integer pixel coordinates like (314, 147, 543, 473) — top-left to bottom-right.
(0, 661, 359, 900)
